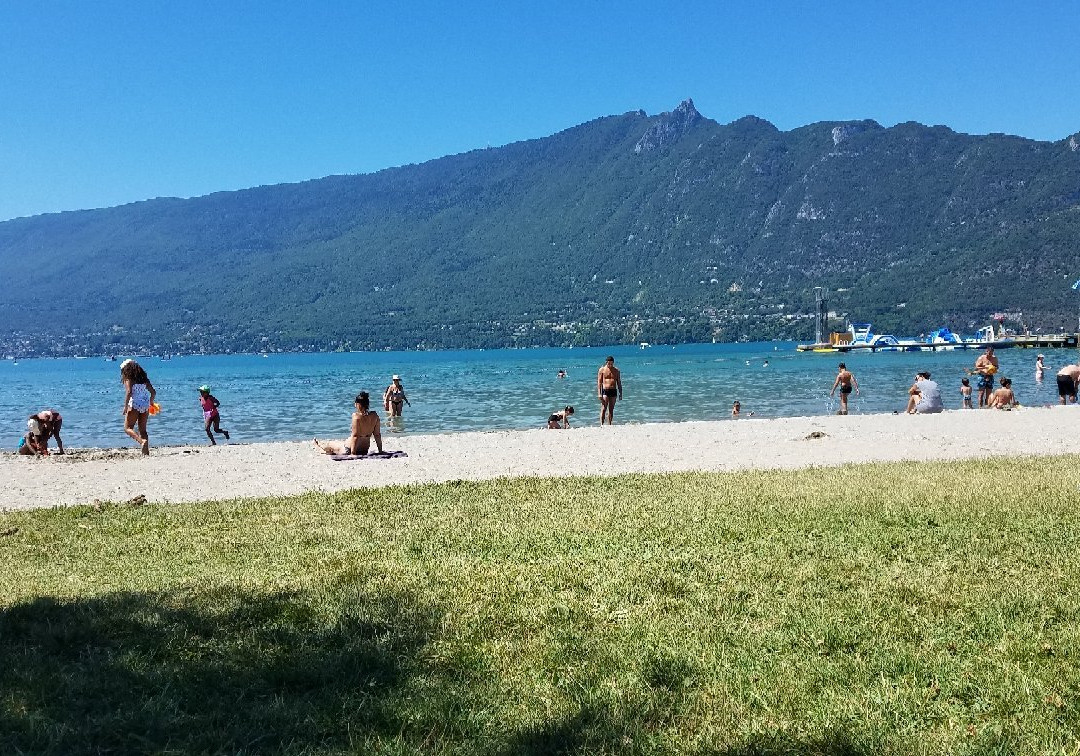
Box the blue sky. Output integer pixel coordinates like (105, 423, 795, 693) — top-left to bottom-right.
(2, 1, 1078, 221)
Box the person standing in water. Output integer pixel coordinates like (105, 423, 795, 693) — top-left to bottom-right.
(597, 356, 623, 425)
(829, 362, 860, 415)
(1035, 354, 1047, 382)
(383, 375, 410, 419)
(1056, 362, 1080, 404)
(973, 346, 999, 408)
(120, 359, 155, 454)
(960, 377, 973, 409)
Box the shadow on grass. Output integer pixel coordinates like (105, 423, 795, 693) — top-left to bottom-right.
(505, 702, 871, 756)
(0, 583, 445, 754)
(2, 584, 879, 755)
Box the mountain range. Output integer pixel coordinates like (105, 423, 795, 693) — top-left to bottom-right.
(2, 99, 1079, 356)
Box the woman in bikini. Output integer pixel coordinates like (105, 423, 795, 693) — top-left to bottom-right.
(383, 375, 410, 419)
(315, 391, 383, 456)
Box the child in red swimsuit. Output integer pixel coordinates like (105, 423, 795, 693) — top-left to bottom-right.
(198, 385, 231, 445)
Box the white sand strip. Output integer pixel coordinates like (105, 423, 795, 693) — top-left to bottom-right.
(3, 407, 1079, 511)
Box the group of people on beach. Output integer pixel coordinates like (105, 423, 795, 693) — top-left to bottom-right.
(20, 347, 1080, 456)
(18, 359, 230, 456)
(823, 345, 1080, 416)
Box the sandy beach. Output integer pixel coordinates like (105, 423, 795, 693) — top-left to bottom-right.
(3, 407, 1079, 511)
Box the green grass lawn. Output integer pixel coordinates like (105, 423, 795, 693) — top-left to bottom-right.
(2, 456, 1079, 755)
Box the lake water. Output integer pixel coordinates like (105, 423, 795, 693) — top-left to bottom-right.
(1, 343, 1072, 449)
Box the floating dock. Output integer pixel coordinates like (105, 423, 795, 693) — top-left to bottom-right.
(797, 333, 1078, 353)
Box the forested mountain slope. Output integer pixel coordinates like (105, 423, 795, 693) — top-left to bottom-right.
(2, 99, 1079, 355)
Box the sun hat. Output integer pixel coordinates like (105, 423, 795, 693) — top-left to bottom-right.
(198, 385, 211, 393)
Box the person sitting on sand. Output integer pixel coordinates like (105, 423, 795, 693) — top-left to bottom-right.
(989, 377, 1018, 409)
(1056, 363, 1080, 405)
(314, 391, 383, 455)
(547, 406, 574, 429)
(907, 371, 943, 414)
(829, 362, 860, 415)
(18, 409, 64, 455)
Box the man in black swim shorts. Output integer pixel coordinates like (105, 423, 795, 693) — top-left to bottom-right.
(1057, 363, 1080, 404)
(596, 356, 623, 425)
(829, 363, 860, 415)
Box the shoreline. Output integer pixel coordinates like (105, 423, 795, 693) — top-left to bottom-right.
(4, 407, 1080, 512)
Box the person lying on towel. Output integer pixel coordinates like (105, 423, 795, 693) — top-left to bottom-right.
(314, 391, 382, 456)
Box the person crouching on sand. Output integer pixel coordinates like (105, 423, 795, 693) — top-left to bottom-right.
(548, 406, 574, 428)
(315, 391, 383, 456)
(120, 359, 155, 454)
(198, 385, 230, 445)
(18, 409, 64, 456)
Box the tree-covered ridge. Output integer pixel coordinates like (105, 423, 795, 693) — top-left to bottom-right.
(2, 100, 1079, 356)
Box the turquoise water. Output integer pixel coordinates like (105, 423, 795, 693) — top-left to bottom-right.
(1, 343, 1071, 449)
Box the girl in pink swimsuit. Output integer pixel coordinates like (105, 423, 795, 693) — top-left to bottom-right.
(198, 385, 231, 445)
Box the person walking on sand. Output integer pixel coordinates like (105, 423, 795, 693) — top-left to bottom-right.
(314, 391, 383, 456)
(198, 385, 230, 445)
(597, 355, 623, 425)
(907, 371, 943, 414)
(120, 359, 155, 454)
(973, 346, 999, 408)
(383, 375, 410, 419)
(1056, 363, 1080, 405)
(829, 362, 860, 415)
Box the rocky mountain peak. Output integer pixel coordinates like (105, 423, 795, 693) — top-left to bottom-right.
(634, 98, 703, 153)
(831, 120, 883, 146)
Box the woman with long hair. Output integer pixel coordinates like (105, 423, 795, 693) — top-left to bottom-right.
(120, 359, 156, 454)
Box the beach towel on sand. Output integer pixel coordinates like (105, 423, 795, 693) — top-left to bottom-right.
(330, 451, 408, 461)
